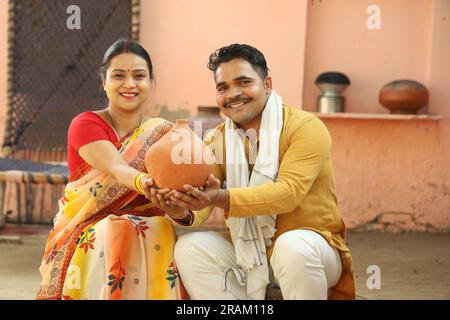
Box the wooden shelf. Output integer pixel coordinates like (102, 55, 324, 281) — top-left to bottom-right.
(312, 112, 443, 121)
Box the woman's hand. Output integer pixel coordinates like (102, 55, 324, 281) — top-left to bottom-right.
(140, 178, 186, 219)
(141, 178, 175, 207)
(152, 190, 189, 219)
(144, 187, 191, 222)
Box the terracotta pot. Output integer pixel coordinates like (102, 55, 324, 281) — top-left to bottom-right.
(144, 119, 216, 190)
(379, 80, 429, 114)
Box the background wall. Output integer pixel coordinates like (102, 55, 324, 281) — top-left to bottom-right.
(322, 117, 449, 231)
(139, 0, 308, 117)
(428, 0, 450, 179)
(303, 0, 450, 231)
(303, 0, 434, 114)
(0, 0, 8, 157)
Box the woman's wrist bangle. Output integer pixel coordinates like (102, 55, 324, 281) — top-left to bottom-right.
(134, 173, 148, 195)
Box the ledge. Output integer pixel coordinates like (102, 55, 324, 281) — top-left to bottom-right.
(312, 112, 443, 121)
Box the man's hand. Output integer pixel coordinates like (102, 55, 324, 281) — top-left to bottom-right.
(168, 174, 229, 211)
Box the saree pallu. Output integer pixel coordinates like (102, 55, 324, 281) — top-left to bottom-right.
(36, 118, 187, 300)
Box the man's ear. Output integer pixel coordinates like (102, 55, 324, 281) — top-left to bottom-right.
(264, 76, 273, 95)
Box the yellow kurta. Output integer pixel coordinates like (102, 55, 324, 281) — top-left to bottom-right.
(191, 105, 355, 300)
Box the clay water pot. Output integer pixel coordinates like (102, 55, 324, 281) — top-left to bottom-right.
(379, 80, 429, 114)
(144, 119, 216, 190)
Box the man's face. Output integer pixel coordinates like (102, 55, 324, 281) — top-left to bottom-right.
(214, 58, 272, 131)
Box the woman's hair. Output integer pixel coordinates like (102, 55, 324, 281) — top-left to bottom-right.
(207, 43, 269, 80)
(100, 39, 154, 81)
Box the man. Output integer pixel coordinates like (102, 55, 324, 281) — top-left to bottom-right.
(162, 44, 355, 300)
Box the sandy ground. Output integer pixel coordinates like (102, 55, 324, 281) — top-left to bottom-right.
(0, 224, 449, 300)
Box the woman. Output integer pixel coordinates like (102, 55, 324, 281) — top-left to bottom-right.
(36, 39, 192, 300)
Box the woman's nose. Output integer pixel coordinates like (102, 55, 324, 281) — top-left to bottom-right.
(123, 75, 136, 88)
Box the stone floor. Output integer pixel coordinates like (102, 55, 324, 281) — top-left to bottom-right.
(0, 224, 449, 300)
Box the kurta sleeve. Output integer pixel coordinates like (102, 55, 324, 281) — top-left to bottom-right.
(227, 116, 331, 218)
(191, 162, 224, 226)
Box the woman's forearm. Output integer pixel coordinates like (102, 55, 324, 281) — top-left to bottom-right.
(108, 164, 143, 192)
(78, 141, 146, 194)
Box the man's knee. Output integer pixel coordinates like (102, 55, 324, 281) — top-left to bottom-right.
(175, 231, 228, 264)
(174, 232, 207, 262)
(270, 230, 321, 271)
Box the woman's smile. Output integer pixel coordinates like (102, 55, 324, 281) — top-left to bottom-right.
(119, 92, 139, 100)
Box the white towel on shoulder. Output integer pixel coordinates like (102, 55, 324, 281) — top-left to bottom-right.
(225, 90, 283, 299)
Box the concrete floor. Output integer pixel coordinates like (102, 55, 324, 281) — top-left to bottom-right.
(349, 232, 450, 300)
(0, 224, 449, 300)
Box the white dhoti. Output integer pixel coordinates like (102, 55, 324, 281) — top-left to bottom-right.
(174, 229, 342, 300)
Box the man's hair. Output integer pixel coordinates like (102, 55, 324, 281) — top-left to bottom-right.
(207, 44, 269, 80)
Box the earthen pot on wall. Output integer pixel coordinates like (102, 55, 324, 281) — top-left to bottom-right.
(379, 80, 429, 114)
(144, 119, 216, 190)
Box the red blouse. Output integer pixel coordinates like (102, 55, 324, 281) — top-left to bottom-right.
(67, 111, 118, 176)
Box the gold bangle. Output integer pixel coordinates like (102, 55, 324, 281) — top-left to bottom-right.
(134, 173, 148, 195)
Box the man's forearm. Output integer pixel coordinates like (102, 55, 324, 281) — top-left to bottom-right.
(213, 189, 230, 211)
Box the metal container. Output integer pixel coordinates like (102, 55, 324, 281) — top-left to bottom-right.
(315, 72, 350, 113)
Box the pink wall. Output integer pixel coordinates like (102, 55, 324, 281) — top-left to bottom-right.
(322, 117, 449, 232)
(306, 0, 450, 231)
(139, 0, 308, 116)
(0, 0, 8, 157)
(303, 0, 434, 114)
(429, 0, 450, 230)
(428, 0, 450, 178)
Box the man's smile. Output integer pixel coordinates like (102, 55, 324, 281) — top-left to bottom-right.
(225, 97, 252, 109)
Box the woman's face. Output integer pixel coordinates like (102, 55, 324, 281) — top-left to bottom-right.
(103, 53, 151, 112)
